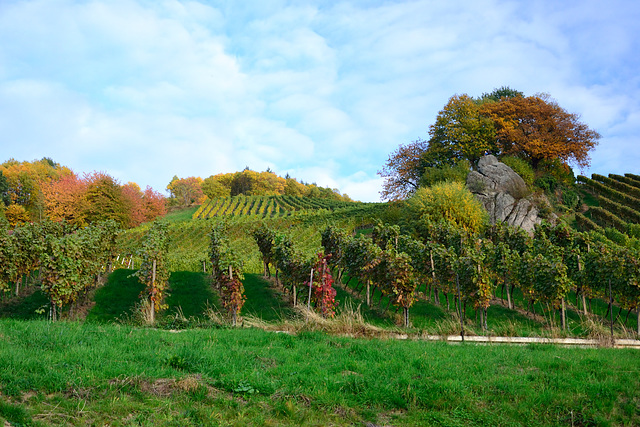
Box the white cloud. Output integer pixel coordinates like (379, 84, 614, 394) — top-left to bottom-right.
(1, 0, 639, 203)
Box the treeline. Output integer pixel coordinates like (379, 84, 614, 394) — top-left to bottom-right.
(0, 158, 166, 229)
(167, 168, 353, 208)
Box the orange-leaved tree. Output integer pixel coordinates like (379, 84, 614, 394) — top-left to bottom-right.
(480, 93, 600, 170)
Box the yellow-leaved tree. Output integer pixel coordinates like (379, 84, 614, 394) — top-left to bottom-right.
(407, 181, 488, 235)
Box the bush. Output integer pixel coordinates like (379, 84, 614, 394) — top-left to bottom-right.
(561, 188, 579, 210)
(500, 156, 535, 186)
(534, 175, 557, 194)
(407, 181, 488, 234)
(419, 159, 471, 187)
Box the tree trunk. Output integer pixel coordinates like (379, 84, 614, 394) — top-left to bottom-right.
(561, 298, 566, 330)
(403, 307, 409, 328)
(637, 309, 639, 338)
(506, 280, 512, 309)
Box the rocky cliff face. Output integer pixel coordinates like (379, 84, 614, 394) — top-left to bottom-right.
(466, 155, 541, 233)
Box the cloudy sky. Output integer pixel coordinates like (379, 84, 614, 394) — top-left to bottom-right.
(1, 0, 638, 202)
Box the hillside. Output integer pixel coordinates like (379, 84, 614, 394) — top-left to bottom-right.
(576, 173, 640, 245)
(193, 194, 364, 220)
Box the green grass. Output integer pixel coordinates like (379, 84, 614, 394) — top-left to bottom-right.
(163, 206, 200, 223)
(241, 273, 294, 321)
(0, 287, 49, 320)
(0, 319, 639, 426)
(86, 269, 145, 323)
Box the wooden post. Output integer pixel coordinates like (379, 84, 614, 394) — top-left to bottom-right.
(366, 280, 371, 306)
(456, 273, 464, 342)
(150, 259, 156, 324)
(293, 284, 297, 306)
(307, 268, 313, 308)
(609, 279, 614, 341)
(430, 251, 438, 305)
(229, 265, 237, 327)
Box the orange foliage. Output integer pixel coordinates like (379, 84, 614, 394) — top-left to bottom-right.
(481, 94, 600, 170)
(41, 172, 88, 226)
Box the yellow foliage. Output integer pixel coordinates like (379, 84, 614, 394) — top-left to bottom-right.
(5, 204, 30, 228)
(407, 181, 488, 234)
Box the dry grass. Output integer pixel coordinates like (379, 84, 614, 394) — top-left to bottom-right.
(243, 302, 399, 338)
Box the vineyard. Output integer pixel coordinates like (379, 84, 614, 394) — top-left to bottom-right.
(577, 173, 640, 241)
(192, 195, 363, 219)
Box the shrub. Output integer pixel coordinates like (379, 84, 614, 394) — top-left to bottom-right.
(500, 155, 535, 186)
(419, 159, 471, 187)
(407, 181, 488, 234)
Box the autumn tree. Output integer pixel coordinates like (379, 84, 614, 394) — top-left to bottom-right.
(41, 172, 88, 226)
(0, 158, 73, 220)
(142, 186, 167, 221)
(378, 138, 428, 201)
(480, 93, 600, 169)
(201, 174, 232, 199)
(83, 172, 129, 226)
(167, 176, 204, 207)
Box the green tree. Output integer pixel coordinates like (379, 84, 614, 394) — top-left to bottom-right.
(425, 94, 497, 168)
(480, 86, 524, 102)
(83, 173, 129, 226)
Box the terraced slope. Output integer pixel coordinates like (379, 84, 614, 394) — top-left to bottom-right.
(193, 195, 361, 219)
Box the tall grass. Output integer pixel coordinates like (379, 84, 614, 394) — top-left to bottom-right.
(0, 319, 639, 426)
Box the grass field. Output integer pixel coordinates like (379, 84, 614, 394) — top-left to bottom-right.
(1, 319, 639, 426)
(2, 266, 640, 426)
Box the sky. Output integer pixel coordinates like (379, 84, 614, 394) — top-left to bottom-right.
(1, 0, 639, 202)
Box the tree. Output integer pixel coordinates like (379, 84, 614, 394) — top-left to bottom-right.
(142, 186, 167, 221)
(425, 94, 497, 168)
(4, 204, 30, 228)
(480, 94, 600, 169)
(202, 175, 232, 199)
(83, 172, 129, 226)
(378, 138, 428, 201)
(121, 182, 146, 227)
(41, 173, 88, 226)
(0, 171, 9, 206)
(167, 176, 204, 207)
(480, 86, 524, 102)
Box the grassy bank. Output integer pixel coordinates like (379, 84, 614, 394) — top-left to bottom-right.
(0, 320, 639, 426)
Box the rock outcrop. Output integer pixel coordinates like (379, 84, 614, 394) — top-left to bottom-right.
(466, 155, 541, 233)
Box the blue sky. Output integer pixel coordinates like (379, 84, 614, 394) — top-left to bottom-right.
(1, 0, 639, 202)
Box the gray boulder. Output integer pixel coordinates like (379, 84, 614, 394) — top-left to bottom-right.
(467, 155, 541, 233)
